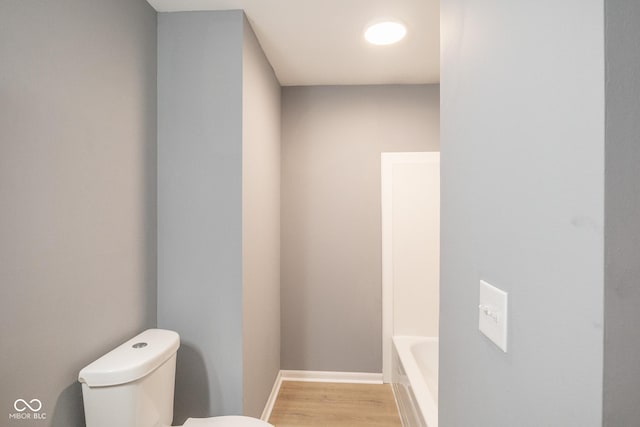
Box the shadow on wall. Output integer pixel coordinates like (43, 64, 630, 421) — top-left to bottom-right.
(51, 382, 84, 427)
(173, 343, 213, 424)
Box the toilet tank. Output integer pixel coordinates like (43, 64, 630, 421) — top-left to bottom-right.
(78, 329, 180, 427)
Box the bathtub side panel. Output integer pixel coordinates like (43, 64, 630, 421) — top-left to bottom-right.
(392, 343, 427, 427)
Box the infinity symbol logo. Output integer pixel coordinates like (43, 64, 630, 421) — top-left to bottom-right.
(14, 399, 42, 412)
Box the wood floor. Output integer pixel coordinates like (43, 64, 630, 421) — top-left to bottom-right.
(268, 381, 402, 427)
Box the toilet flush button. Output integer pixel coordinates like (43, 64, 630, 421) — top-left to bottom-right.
(132, 342, 148, 349)
(478, 280, 508, 352)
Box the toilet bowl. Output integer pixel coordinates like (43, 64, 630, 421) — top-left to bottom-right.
(78, 329, 272, 427)
(183, 416, 270, 426)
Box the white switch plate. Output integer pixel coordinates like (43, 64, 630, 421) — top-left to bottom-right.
(478, 280, 508, 352)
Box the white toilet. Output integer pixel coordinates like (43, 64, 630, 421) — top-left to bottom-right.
(78, 329, 272, 427)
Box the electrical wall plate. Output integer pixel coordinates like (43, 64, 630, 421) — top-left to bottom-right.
(478, 280, 508, 352)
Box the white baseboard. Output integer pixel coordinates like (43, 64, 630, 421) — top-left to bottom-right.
(280, 370, 383, 384)
(260, 370, 283, 421)
(260, 370, 384, 421)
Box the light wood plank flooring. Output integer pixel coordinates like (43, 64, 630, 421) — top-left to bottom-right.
(268, 381, 402, 427)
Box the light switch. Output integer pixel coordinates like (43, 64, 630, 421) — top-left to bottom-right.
(478, 280, 508, 352)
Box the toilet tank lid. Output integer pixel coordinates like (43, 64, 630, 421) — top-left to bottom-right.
(78, 329, 180, 387)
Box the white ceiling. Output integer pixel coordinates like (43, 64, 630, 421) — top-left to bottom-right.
(147, 0, 440, 86)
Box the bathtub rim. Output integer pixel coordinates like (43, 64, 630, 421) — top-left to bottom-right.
(392, 335, 438, 427)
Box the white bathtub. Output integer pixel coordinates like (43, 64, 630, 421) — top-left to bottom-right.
(392, 336, 438, 427)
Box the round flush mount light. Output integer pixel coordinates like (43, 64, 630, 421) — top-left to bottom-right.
(364, 20, 407, 45)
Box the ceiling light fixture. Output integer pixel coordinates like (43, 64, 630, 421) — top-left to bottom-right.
(364, 20, 407, 46)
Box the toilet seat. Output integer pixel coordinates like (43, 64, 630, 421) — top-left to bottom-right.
(182, 416, 273, 427)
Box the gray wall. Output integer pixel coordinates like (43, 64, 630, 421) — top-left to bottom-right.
(159, 11, 281, 420)
(440, 1, 605, 426)
(603, 1, 640, 425)
(281, 85, 439, 372)
(241, 17, 281, 418)
(0, 1, 157, 426)
(158, 11, 244, 422)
